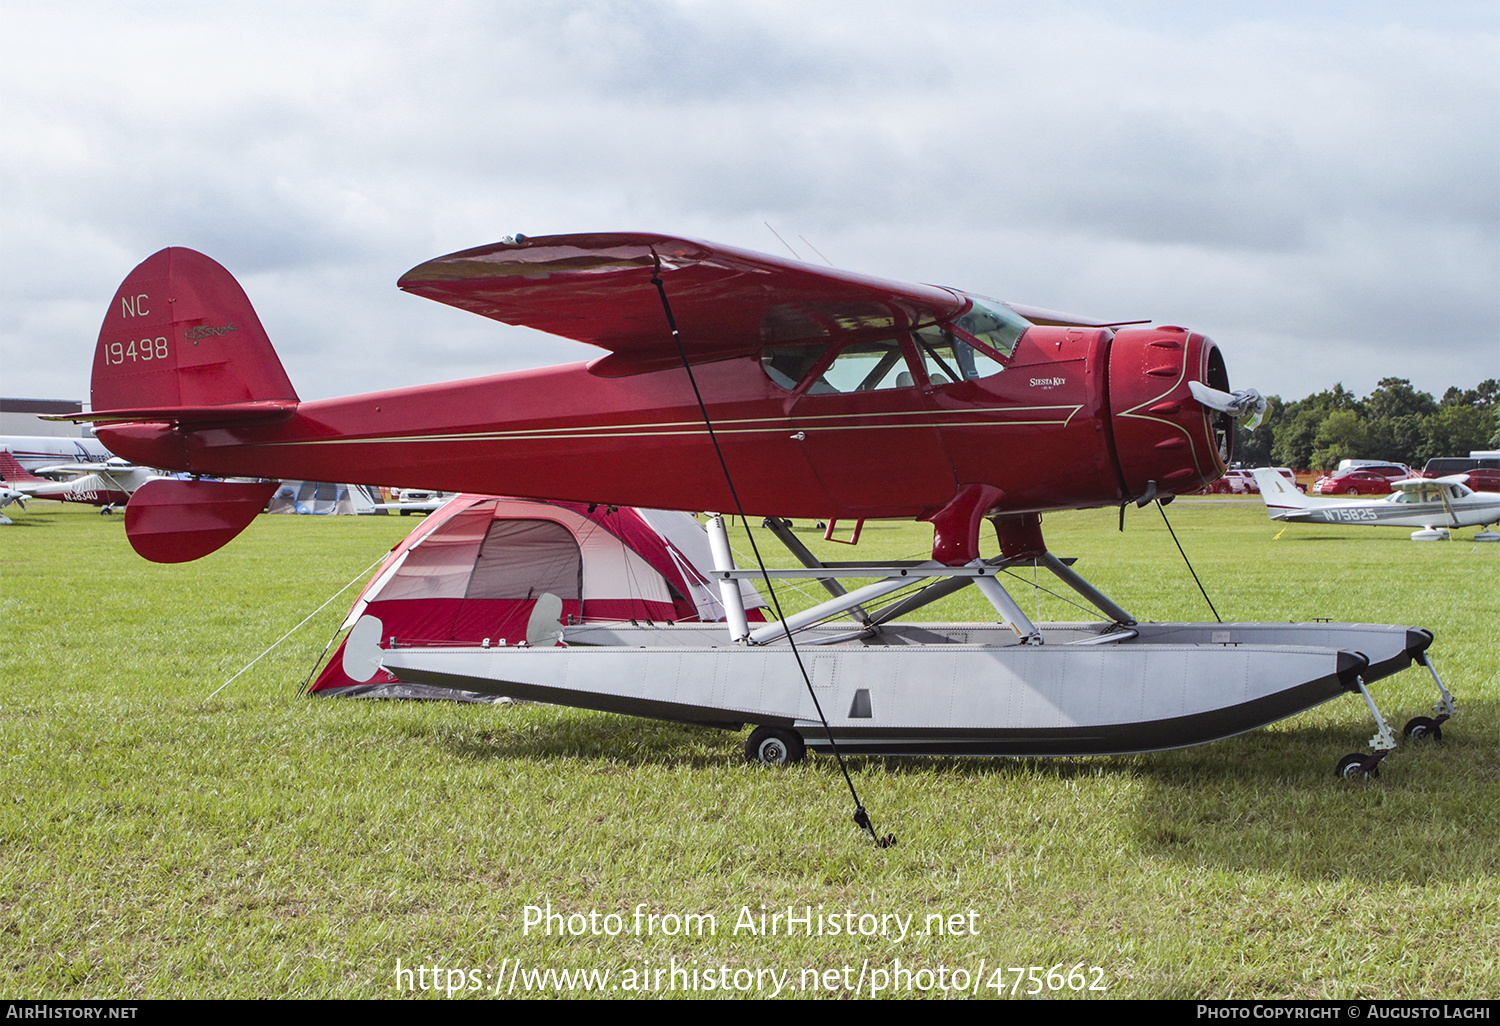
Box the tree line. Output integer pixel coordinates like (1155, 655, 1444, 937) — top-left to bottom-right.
(1234, 378, 1499, 471)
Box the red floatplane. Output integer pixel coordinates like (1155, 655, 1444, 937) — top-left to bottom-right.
(70, 235, 1454, 775)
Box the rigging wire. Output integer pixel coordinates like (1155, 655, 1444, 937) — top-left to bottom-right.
(726, 539, 831, 610)
(650, 263, 895, 848)
(999, 567, 1101, 620)
(1157, 500, 1222, 623)
(574, 505, 648, 623)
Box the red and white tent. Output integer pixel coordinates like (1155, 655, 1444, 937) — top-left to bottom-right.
(310, 495, 767, 698)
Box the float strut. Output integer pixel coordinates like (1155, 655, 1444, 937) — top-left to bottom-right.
(1354, 675, 1398, 755)
(971, 561, 1043, 645)
(1038, 552, 1136, 626)
(1415, 651, 1457, 724)
(706, 514, 750, 643)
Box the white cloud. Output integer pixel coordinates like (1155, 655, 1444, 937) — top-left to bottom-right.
(2, 0, 1495, 406)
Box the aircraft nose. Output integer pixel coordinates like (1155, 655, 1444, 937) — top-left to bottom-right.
(1106, 328, 1237, 500)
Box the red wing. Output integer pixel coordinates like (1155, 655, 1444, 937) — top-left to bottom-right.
(397, 233, 968, 359)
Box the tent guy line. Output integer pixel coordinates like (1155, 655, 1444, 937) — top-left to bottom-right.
(206, 549, 391, 703)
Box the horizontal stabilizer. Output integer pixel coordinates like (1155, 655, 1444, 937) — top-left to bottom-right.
(124, 478, 278, 563)
(50, 400, 298, 426)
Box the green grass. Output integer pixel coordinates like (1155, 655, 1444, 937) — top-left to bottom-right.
(2, 500, 1496, 999)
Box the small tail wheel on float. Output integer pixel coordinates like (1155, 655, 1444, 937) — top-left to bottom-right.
(1401, 716, 1443, 742)
(1335, 753, 1381, 780)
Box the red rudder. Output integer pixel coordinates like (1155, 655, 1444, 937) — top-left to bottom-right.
(92, 248, 298, 417)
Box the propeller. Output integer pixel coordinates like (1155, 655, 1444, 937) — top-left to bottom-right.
(1189, 381, 1267, 429)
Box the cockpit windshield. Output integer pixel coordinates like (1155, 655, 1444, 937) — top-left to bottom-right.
(911, 326, 1005, 384)
(949, 296, 1030, 358)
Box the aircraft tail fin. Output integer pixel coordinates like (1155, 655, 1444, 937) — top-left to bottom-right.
(0, 450, 46, 485)
(1252, 469, 1306, 519)
(89, 248, 299, 423)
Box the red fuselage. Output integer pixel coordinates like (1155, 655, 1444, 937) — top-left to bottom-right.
(99, 323, 1230, 522)
(87, 239, 1239, 565)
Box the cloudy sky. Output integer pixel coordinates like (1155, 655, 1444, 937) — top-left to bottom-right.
(3, 1, 1496, 407)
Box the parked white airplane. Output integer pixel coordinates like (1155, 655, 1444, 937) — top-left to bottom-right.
(1252, 469, 1500, 541)
(3, 454, 163, 514)
(0, 483, 26, 525)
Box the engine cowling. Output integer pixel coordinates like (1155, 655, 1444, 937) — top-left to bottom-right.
(1107, 326, 1233, 501)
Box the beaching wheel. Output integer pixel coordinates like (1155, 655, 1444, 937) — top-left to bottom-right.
(746, 726, 805, 766)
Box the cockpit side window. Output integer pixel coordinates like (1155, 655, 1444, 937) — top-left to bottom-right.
(760, 338, 916, 394)
(912, 325, 1008, 385)
(812, 338, 910, 393)
(1397, 487, 1446, 504)
(759, 297, 1029, 393)
(759, 345, 827, 391)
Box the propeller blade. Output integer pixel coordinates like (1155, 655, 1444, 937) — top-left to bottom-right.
(1189, 381, 1267, 429)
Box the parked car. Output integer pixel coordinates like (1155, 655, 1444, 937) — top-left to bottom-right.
(1312, 463, 1410, 496)
(1204, 469, 1257, 494)
(1204, 467, 1303, 494)
(1420, 457, 1500, 493)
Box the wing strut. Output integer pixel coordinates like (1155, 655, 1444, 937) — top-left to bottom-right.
(648, 255, 896, 850)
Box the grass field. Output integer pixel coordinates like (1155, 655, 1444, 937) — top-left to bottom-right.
(2, 500, 1496, 999)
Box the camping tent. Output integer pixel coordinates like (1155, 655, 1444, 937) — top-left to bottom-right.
(309, 495, 767, 699)
(266, 480, 383, 515)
